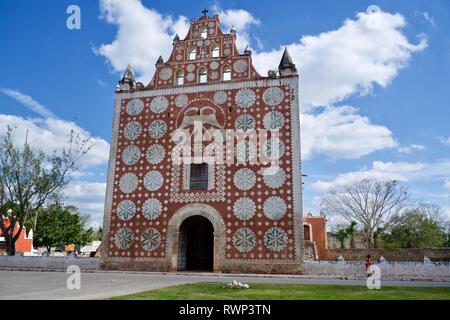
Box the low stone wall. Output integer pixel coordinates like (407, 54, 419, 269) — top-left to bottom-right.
(327, 248, 450, 262)
(1, 257, 449, 280)
(304, 261, 450, 280)
(0, 256, 100, 271)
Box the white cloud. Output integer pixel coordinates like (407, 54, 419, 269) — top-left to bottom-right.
(0, 113, 110, 226)
(211, 5, 261, 52)
(95, 3, 426, 110)
(301, 106, 397, 159)
(439, 136, 450, 146)
(96, 4, 426, 109)
(1, 88, 110, 226)
(95, 0, 189, 83)
(312, 160, 427, 191)
(310, 160, 450, 223)
(444, 180, 450, 191)
(95, 1, 261, 82)
(96, 79, 108, 87)
(253, 8, 426, 159)
(0, 114, 110, 168)
(252, 10, 427, 109)
(415, 11, 436, 27)
(63, 182, 107, 228)
(95, 3, 427, 160)
(398, 144, 426, 154)
(1, 88, 56, 118)
(312, 159, 450, 192)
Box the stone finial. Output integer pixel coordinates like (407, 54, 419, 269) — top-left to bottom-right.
(156, 56, 164, 66)
(118, 65, 136, 91)
(173, 34, 180, 42)
(267, 70, 277, 79)
(230, 26, 236, 36)
(122, 64, 135, 80)
(278, 47, 298, 76)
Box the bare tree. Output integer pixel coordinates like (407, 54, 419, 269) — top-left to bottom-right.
(414, 202, 448, 228)
(320, 179, 411, 249)
(0, 126, 90, 255)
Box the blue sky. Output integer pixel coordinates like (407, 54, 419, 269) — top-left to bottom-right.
(0, 0, 449, 227)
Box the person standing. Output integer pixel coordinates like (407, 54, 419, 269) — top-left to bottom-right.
(365, 254, 372, 277)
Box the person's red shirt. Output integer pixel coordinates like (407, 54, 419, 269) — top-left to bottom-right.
(365, 259, 372, 270)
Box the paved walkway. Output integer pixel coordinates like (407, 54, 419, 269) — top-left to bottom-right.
(0, 270, 449, 300)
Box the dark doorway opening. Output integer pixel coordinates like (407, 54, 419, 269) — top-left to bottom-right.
(304, 225, 311, 241)
(178, 216, 214, 271)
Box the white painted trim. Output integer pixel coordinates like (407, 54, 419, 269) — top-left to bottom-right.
(183, 164, 190, 190)
(207, 163, 215, 190)
(117, 78, 293, 100)
(288, 76, 304, 263)
(101, 92, 125, 261)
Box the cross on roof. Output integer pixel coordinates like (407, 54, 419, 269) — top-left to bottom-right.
(202, 8, 209, 16)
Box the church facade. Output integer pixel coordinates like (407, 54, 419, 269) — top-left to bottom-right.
(101, 12, 304, 274)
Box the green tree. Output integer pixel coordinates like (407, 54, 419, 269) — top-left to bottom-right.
(383, 204, 447, 248)
(33, 203, 93, 252)
(0, 126, 89, 255)
(91, 227, 103, 241)
(445, 234, 450, 248)
(345, 221, 357, 249)
(337, 229, 348, 249)
(372, 228, 384, 249)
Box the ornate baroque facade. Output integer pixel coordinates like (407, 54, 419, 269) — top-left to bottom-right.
(101, 12, 304, 274)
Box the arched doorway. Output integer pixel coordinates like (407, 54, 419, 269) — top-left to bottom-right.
(178, 216, 214, 271)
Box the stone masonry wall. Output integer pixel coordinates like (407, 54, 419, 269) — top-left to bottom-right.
(304, 261, 450, 280)
(327, 248, 450, 262)
(1, 257, 449, 280)
(0, 256, 100, 270)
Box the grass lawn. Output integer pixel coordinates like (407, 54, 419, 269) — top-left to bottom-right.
(111, 282, 450, 300)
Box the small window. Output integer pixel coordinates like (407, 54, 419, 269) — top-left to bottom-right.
(199, 68, 207, 83)
(190, 163, 208, 190)
(222, 66, 231, 81)
(304, 225, 311, 241)
(188, 48, 196, 60)
(211, 45, 219, 58)
(175, 70, 184, 85)
(200, 29, 208, 39)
